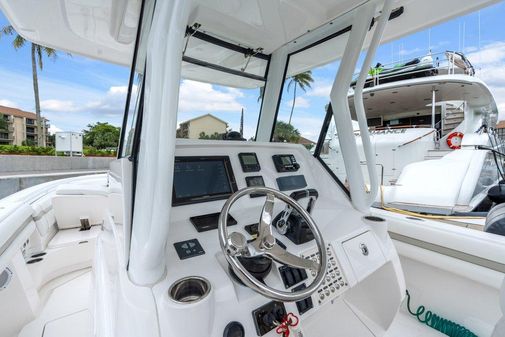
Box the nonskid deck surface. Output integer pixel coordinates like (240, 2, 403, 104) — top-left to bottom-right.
(19, 270, 92, 337)
(386, 310, 445, 337)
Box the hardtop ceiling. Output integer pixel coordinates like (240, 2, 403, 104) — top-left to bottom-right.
(0, 0, 499, 84)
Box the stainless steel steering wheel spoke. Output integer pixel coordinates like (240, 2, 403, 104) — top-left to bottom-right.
(264, 244, 320, 271)
(258, 193, 275, 241)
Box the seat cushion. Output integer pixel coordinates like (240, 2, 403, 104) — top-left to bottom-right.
(385, 310, 446, 337)
(56, 184, 109, 196)
(52, 195, 106, 229)
(48, 226, 101, 249)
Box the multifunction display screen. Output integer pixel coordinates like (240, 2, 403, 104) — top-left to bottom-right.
(172, 156, 237, 206)
(238, 152, 261, 172)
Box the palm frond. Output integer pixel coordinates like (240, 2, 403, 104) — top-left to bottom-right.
(13, 34, 26, 49)
(287, 78, 294, 92)
(288, 70, 314, 93)
(43, 47, 57, 60)
(0, 25, 14, 36)
(1, 25, 26, 50)
(257, 86, 265, 102)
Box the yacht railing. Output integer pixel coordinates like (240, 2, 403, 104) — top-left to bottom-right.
(351, 51, 475, 88)
(360, 162, 385, 186)
(434, 120, 443, 145)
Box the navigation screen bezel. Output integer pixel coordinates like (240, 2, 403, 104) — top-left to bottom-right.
(238, 152, 261, 172)
(172, 156, 238, 206)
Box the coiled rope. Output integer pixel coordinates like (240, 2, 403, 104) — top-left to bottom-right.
(405, 290, 478, 337)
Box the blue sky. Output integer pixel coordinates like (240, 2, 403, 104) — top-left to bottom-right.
(1, 1, 505, 140)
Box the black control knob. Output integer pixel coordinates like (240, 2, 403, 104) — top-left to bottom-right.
(275, 306, 286, 321)
(223, 321, 245, 337)
(262, 312, 276, 326)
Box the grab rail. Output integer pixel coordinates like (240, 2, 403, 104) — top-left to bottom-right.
(353, 0, 393, 206)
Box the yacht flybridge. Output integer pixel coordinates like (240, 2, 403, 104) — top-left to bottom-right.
(1, 1, 504, 337)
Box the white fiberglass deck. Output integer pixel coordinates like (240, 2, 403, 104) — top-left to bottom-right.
(19, 270, 92, 337)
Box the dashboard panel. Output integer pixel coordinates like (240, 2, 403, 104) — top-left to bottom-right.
(158, 140, 399, 337)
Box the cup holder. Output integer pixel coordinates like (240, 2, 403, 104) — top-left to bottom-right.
(169, 276, 211, 304)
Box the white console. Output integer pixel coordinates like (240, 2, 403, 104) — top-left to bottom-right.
(152, 140, 404, 337)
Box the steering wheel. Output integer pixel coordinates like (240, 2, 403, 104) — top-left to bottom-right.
(218, 187, 327, 302)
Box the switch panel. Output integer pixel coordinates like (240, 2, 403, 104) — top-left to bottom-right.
(173, 239, 205, 260)
(301, 243, 348, 307)
(279, 266, 307, 289)
(292, 283, 313, 315)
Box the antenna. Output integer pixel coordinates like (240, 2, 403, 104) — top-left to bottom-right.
(462, 21, 466, 52)
(478, 10, 481, 70)
(458, 22, 461, 52)
(428, 28, 431, 52)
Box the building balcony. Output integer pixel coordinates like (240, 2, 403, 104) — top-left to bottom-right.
(0, 133, 13, 141)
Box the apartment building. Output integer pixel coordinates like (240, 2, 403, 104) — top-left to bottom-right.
(497, 120, 505, 141)
(0, 105, 51, 146)
(176, 113, 228, 139)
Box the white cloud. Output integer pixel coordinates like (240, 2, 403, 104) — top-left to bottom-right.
(38, 85, 130, 118)
(467, 42, 505, 67)
(108, 86, 128, 95)
(464, 42, 505, 120)
(0, 66, 122, 131)
(48, 124, 62, 135)
(41, 99, 79, 112)
(178, 80, 244, 113)
(399, 47, 422, 56)
(285, 96, 310, 109)
(289, 115, 324, 141)
(308, 82, 332, 97)
(0, 99, 19, 108)
(85, 85, 129, 116)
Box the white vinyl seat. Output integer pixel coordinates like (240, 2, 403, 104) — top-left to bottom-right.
(385, 310, 446, 337)
(52, 184, 109, 229)
(29, 193, 58, 252)
(48, 225, 101, 249)
(54, 184, 109, 197)
(32, 194, 57, 237)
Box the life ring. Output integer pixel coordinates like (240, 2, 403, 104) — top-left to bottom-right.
(446, 132, 464, 149)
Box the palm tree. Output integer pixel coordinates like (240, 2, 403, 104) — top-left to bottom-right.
(0, 25, 59, 147)
(287, 71, 313, 125)
(257, 86, 264, 102)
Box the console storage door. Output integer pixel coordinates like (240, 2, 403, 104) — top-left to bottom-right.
(342, 231, 386, 282)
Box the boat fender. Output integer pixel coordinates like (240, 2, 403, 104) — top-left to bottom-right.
(485, 203, 505, 236)
(447, 132, 464, 149)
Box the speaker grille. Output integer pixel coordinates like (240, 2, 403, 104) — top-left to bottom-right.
(0, 268, 13, 290)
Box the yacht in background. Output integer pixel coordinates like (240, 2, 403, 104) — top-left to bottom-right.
(324, 51, 501, 215)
